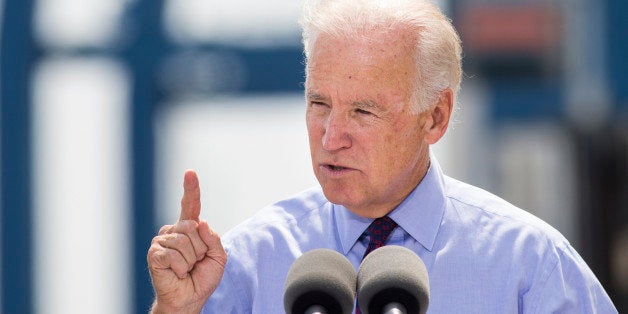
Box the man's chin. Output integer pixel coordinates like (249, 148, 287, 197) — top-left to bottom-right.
(320, 185, 355, 206)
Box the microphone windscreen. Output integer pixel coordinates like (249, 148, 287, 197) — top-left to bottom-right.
(357, 245, 429, 314)
(284, 249, 357, 314)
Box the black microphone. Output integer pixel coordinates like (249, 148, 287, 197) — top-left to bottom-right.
(357, 246, 429, 314)
(284, 249, 357, 314)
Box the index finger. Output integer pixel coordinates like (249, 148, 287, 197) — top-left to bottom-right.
(180, 169, 201, 221)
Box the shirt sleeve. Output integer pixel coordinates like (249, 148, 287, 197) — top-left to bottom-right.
(528, 242, 617, 314)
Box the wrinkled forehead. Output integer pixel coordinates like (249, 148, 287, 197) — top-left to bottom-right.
(304, 31, 419, 110)
(305, 27, 418, 73)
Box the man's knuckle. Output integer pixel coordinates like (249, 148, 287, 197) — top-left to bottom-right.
(151, 235, 165, 245)
(158, 224, 172, 235)
(180, 220, 197, 231)
(173, 234, 189, 247)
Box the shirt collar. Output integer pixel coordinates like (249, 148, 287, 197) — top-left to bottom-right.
(334, 155, 446, 254)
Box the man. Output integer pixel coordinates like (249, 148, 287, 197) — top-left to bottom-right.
(147, 0, 617, 313)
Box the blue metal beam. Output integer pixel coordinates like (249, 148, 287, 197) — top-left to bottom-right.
(122, 1, 170, 312)
(606, 0, 628, 110)
(1, 0, 37, 313)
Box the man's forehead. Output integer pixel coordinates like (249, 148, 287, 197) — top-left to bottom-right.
(306, 34, 417, 75)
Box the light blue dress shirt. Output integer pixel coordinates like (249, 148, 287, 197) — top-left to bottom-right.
(203, 158, 617, 313)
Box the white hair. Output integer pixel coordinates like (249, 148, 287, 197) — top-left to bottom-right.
(300, 0, 462, 112)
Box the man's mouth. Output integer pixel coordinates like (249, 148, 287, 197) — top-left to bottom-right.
(324, 164, 350, 171)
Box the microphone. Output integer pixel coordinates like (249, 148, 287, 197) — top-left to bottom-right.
(357, 246, 429, 314)
(284, 249, 357, 314)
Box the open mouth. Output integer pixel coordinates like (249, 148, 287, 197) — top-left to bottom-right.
(325, 164, 349, 171)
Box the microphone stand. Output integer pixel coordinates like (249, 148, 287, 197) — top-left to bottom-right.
(305, 305, 328, 314)
(382, 302, 407, 314)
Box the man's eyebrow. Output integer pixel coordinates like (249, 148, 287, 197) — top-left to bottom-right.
(306, 93, 384, 111)
(353, 99, 384, 111)
(306, 92, 328, 101)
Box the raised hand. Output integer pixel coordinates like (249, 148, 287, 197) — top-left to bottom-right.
(147, 170, 227, 314)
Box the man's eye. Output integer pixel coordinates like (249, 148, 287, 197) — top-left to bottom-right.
(356, 109, 372, 115)
(310, 101, 328, 107)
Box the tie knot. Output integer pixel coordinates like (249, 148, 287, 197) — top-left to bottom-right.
(362, 216, 397, 258)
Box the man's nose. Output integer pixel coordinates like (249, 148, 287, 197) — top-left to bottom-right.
(322, 111, 351, 151)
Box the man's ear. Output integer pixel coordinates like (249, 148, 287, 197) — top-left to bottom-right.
(423, 88, 453, 145)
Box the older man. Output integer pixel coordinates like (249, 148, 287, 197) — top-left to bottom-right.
(147, 0, 617, 313)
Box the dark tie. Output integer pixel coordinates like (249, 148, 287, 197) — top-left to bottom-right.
(361, 216, 398, 259)
(356, 216, 398, 313)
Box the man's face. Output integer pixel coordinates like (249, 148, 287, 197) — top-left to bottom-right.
(305, 30, 432, 218)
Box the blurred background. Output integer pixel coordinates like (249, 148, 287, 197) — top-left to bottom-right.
(1, 0, 626, 313)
